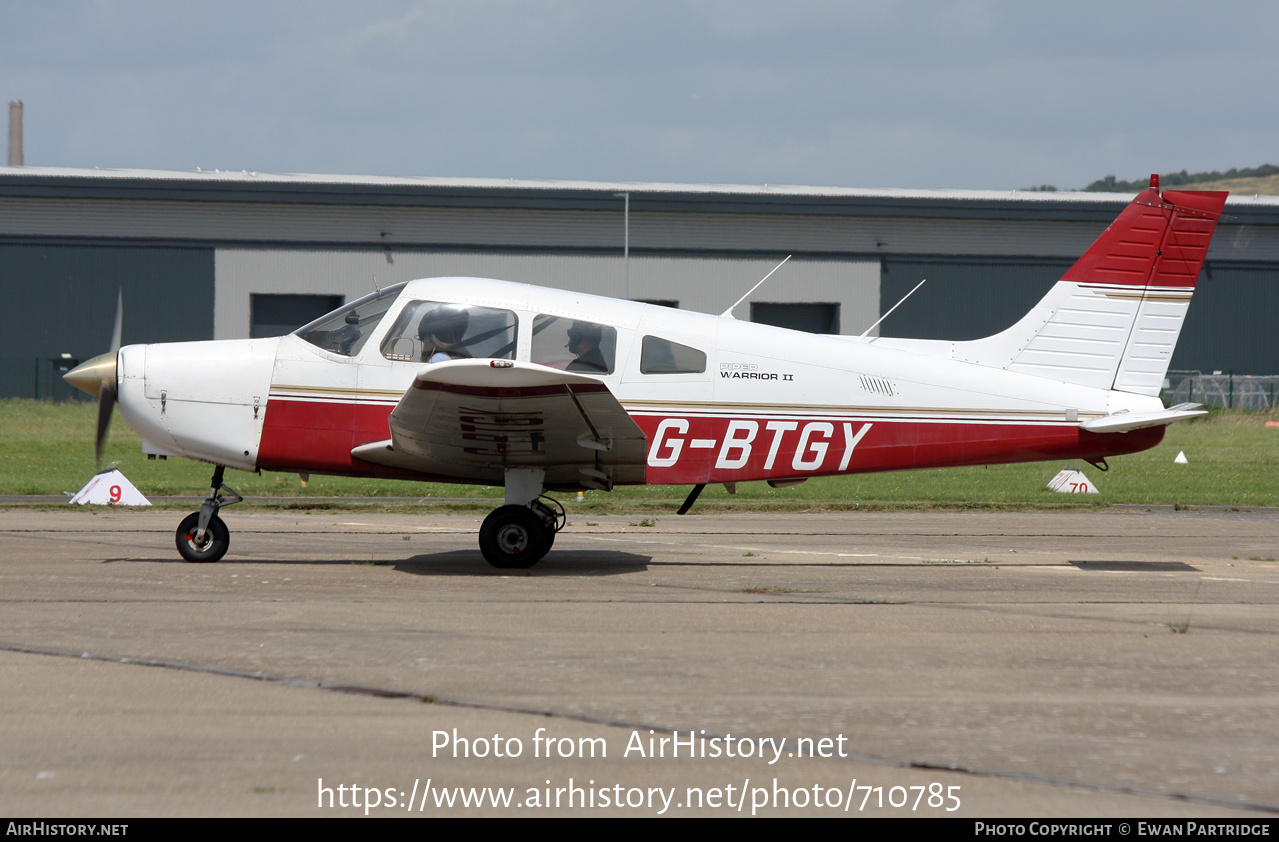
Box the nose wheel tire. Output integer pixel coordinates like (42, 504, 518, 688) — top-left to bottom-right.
(176, 512, 230, 563)
(479, 505, 551, 569)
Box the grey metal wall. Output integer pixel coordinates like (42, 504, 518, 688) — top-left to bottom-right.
(880, 257, 1269, 375)
(880, 258, 1073, 342)
(0, 243, 214, 399)
(0, 196, 1133, 258)
(4, 170, 1278, 387)
(1172, 264, 1279, 373)
(213, 249, 881, 340)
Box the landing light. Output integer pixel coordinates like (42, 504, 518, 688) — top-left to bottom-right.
(489, 360, 514, 368)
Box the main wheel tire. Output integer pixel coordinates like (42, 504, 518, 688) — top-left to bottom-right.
(479, 505, 549, 569)
(176, 512, 230, 563)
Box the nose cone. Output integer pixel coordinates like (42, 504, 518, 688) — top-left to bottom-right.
(116, 337, 278, 471)
(63, 351, 118, 397)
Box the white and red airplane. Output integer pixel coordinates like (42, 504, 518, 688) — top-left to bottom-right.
(65, 178, 1227, 568)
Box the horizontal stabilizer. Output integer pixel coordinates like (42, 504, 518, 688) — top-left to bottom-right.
(1081, 402, 1206, 434)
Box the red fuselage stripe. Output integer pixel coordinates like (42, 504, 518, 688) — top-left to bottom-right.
(256, 397, 1161, 483)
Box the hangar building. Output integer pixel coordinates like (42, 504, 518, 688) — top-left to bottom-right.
(2, 166, 1276, 400)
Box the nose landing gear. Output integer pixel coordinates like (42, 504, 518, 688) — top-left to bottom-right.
(175, 465, 242, 563)
(176, 511, 230, 563)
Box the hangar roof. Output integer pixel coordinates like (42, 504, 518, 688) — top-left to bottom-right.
(4, 165, 1277, 224)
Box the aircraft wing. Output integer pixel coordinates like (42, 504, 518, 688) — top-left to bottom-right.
(350, 360, 647, 489)
(1081, 402, 1207, 434)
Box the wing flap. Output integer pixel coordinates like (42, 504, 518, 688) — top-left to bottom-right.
(351, 360, 647, 488)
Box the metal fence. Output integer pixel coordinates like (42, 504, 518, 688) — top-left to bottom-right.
(1166, 371, 1279, 410)
(1, 356, 90, 402)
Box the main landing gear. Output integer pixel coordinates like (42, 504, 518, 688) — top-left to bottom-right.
(478, 468, 566, 569)
(175, 465, 242, 563)
(171, 465, 569, 568)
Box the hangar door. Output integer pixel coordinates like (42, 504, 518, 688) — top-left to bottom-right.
(881, 257, 1269, 376)
(0, 244, 214, 400)
(1172, 264, 1279, 374)
(878, 258, 1072, 342)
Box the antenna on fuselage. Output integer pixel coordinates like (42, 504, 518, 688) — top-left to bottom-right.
(720, 255, 791, 319)
(859, 278, 926, 339)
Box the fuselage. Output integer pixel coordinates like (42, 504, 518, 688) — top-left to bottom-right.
(114, 277, 1164, 488)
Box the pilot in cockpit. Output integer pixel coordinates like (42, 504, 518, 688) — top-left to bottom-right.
(419, 305, 472, 363)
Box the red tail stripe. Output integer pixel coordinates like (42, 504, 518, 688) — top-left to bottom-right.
(1062, 188, 1228, 289)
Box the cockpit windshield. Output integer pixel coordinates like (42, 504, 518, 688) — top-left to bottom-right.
(294, 283, 405, 357)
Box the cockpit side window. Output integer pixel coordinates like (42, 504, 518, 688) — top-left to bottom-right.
(380, 301, 518, 363)
(294, 283, 405, 357)
(640, 335, 706, 374)
(531, 315, 616, 374)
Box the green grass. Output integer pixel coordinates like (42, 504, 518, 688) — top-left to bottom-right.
(0, 399, 504, 502)
(2, 399, 1276, 510)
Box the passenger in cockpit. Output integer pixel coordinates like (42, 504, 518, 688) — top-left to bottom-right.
(566, 321, 608, 373)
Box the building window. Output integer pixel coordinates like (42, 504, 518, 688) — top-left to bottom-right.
(253, 294, 344, 339)
(750, 302, 840, 334)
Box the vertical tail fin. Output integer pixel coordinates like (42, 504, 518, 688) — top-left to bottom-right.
(926, 182, 1228, 395)
(1054, 185, 1227, 394)
(1061, 186, 1226, 289)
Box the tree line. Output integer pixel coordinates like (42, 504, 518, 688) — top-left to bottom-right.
(1085, 164, 1279, 192)
(1023, 164, 1279, 193)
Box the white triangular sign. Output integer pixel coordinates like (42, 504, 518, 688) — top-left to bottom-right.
(1174, 451, 1189, 464)
(69, 469, 152, 506)
(1047, 467, 1098, 494)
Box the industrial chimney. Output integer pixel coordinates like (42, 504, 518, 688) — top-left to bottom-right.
(8, 100, 23, 166)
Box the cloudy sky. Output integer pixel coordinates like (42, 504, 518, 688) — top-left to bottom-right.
(3, 1, 1275, 190)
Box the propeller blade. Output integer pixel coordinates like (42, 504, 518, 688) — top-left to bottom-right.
(95, 384, 117, 465)
(110, 289, 123, 352)
(65, 288, 124, 465)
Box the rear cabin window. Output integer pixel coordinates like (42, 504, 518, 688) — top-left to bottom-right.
(640, 335, 707, 374)
(531, 315, 617, 374)
(380, 301, 518, 363)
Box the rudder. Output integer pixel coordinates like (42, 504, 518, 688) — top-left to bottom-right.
(936, 182, 1227, 395)
(1060, 184, 1227, 394)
